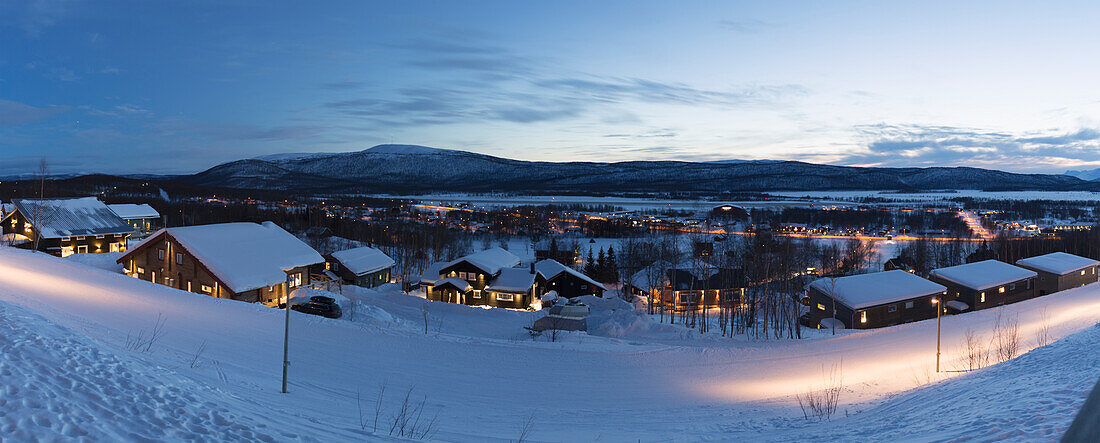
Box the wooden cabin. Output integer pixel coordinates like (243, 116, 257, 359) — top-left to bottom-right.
(930, 260, 1037, 311)
(1015, 252, 1100, 295)
(422, 248, 526, 309)
(107, 204, 161, 236)
(2, 197, 133, 256)
(325, 246, 394, 288)
(625, 260, 745, 311)
(803, 270, 948, 330)
(117, 221, 324, 307)
(533, 259, 606, 299)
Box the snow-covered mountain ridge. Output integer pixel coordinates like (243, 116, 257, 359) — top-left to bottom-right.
(180, 144, 1094, 193)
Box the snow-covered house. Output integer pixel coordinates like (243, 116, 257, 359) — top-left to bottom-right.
(423, 248, 529, 309)
(325, 246, 394, 288)
(624, 260, 744, 311)
(1016, 252, 1099, 295)
(804, 270, 948, 330)
(533, 259, 605, 298)
(930, 260, 1038, 311)
(117, 222, 324, 307)
(107, 203, 161, 235)
(2, 197, 134, 256)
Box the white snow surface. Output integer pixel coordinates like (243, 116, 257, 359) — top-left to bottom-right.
(107, 203, 160, 220)
(443, 247, 520, 275)
(132, 222, 324, 293)
(809, 270, 947, 309)
(1016, 252, 1100, 276)
(1, 246, 1099, 440)
(485, 267, 535, 293)
(328, 246, 394, 276)
(932, 259, 1039, 291)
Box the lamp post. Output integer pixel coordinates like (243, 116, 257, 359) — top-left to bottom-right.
(932, 295, 943, 372)
(281, 274, 291, 394)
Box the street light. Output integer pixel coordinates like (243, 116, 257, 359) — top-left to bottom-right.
(932, 295, 943, 372)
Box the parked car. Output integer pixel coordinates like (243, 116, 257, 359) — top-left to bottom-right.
(291, 295, 343, 319)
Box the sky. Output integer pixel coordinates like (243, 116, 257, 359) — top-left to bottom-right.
(2, 0, 1100, 176)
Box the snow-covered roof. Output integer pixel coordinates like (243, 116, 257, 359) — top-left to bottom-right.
(809, 270, 946, 309)
(931, 260, 1038, 291)
(434, 277, 472, 292)
(11, 197, 134, 238)
(132, 222, 324, 294)
(628, 260, 672, 290)
(329, 246, 395, 276)
(420, 261, 447, 284)
(486, 268, 536, 293)
(1016, 252, 1100, 276)
(535, 259, 606, 290)
(443, 247, 520, 275)
(107, 203, 160, 220)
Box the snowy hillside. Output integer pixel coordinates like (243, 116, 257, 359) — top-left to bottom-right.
(1065, 168, 1100, 181)
(178, 144, 1093, 193)
(0, 246, 1098, 440)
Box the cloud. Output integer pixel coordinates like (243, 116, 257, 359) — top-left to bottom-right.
(0, 99, 66, 126)
(717, 19, 774, 33)
(201, 124, 325, 142)
(840, 123, 1100, 171)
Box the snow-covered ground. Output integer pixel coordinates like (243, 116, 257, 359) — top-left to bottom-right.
(0, 246, 1098, 440)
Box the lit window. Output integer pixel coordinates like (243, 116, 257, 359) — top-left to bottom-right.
(998, 286, 1005, 293)
(817, 303, 826, 311)
(860, 311, 867, 323)
(288, 272, 303, 287)
(187, 281, 192, 292)
(472, 290, 482, 299)
(1082, 270, 1087, 276)
(76, 236, 85, 240)
(980, 292, 986, 303)
(137, 266, 145, 274)
(95, 235, 104, 239)
(496, 293, 514, 302)
(200, 284, 213, 294)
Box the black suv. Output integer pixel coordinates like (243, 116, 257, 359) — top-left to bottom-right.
(290, 295, 343, 319)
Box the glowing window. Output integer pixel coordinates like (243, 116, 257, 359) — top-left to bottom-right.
(860, 311, 867, 323)
(998, 286, 1005, 293)
(817, 303, 825, 311)
(200, 284, 213, 294)
(980, 292, 986, 303)
(496, 293, 514, 302)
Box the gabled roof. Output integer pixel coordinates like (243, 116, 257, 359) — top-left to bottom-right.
(420, 261, 447, 284)
(1016, 252, 1100, 276)
(534, 259, 606, 290)
(931, 260, 1038, 291)
(12, 197, 134, 238)
(434, 277, 472, 292)
(329, 246, 395, 276)
(809, 270, 947, 310)
(123, 222, 324, 294)
(486, 268, 536, 293)
(442, 247, 520, 275)
(107, 204, 160, 220)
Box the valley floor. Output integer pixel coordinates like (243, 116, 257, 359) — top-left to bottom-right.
(0, 247, 1097, 441)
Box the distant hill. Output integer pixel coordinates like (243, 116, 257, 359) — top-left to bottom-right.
(1065, 168, 1100, 181)
(171, 144, 1095, 193)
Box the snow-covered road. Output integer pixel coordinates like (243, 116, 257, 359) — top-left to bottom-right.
(0, 246, 1097, 441)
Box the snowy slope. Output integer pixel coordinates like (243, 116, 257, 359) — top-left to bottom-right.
(0, 246, 1098, 441)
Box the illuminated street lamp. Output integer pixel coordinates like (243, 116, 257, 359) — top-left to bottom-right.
(932, 295, 943, 372)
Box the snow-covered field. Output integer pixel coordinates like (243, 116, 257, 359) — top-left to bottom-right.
(1, 246, 1098, 440)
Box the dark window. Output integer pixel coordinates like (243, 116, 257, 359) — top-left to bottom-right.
(158, 249, 165, 260)
(888, 304, 897, 313)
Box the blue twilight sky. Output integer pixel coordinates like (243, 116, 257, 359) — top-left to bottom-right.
(2, 0, 1100, 176)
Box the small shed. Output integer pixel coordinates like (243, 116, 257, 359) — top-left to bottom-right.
(326, 246, 394, 288)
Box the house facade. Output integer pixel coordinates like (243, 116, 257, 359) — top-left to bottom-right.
(117, 222, 324, 307)
(2, 197, 133, 256)
(1015, 252, 1100, 295)
(533, 259, 606, 299)
(423, 248, 528, 309)
(803, 270, 948, 329)
(625, 261, 745, 311)
(107, 203, 162, 237)
(325, 246, 394, 288)
(930, 260, 1038, 311)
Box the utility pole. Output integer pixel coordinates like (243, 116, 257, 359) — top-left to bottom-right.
(281, 275, 291, 394)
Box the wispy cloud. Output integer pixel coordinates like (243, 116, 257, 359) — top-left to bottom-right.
(841, 123, 1100, 170)
(0, 99, 66, 126)
(717, 19, 774, 33)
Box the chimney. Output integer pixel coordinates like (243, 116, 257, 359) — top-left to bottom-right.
(530, 262, 535, 274)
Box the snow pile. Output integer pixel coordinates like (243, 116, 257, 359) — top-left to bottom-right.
(64, 252, 124, 273)
(576, 295, 684, 339)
